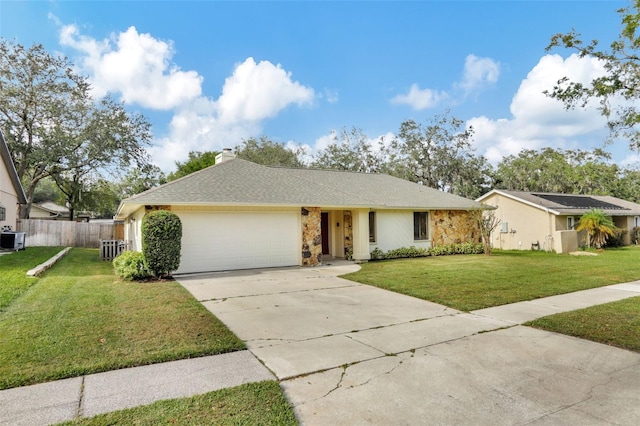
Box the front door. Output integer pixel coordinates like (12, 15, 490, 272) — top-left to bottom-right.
(321, 212, 330, 255)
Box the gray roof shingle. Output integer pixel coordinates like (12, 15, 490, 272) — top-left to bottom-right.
(117, 159, 484, 217)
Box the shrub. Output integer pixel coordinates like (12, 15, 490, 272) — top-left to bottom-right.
(113, 251, 151, 281)
(142, 210, 182, 278)
(604, 228, 628, 248)
(369, 242, 484, 261)
(370, 247, 386, 260)
(384, 246, 429, 259)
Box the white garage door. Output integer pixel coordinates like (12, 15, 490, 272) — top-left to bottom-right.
(176, 211, 300, 274)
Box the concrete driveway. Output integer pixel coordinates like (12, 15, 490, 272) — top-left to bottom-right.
(178, 263, 640, 425)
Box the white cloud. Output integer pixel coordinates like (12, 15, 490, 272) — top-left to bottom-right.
(391, 84, 448, 110)
(468, 53, 608, 164)
(391, 54, 499, 110)
(323, 88, 339, 103)
(458, 54, 500, 95)
(216, 57, 314, 124)
(60, 24, 203, 110)
(55, 21, 315, 172)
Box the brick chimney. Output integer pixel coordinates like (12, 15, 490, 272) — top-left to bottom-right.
(215, 148, 236, 164)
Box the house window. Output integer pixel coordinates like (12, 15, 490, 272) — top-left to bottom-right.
(0, 205, 5, 222)
(414, 212, 429, 240)
(567, 216, 575, 230)
(635, 216, 640, 228)
(369, 211, 376, 243)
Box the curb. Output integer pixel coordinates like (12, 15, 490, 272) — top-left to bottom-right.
(27, 247, 72, 277)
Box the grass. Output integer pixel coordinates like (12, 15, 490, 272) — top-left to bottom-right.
(526, 296, 640, 353)
(0, 248, 245, 390)
(58, 381, 297, 426)
(342, 247, 640, 311)
(0, 246, 64, 311)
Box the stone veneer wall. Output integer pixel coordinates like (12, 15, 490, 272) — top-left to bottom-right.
(430, 210, 480, 246)
(343, 210, 353, 258)
(301, 207, 322, 266)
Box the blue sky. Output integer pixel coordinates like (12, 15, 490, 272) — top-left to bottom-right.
(1, 1, 633, 173)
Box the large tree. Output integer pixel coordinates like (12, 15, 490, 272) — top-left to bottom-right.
(494, 147, 619, 195)
(235, 136, 305, 168)
(167, 150, 218, 181)
(386, 112, 492, 199)
(545, 0, 640, 148)
(311, 127, 387, 173)
(0, 40, 152, 218)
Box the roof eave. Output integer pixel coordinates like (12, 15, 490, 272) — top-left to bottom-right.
(0, 131, 27, 205)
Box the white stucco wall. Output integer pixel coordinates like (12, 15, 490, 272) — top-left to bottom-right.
(370, 210, 431, 253)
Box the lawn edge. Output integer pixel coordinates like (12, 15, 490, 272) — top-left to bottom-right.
(26, 247, 72, 277)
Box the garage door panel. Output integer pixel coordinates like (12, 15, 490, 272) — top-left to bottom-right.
(176, 211, 299, 273)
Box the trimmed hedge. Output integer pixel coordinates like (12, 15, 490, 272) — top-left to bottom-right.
(370, 242, 484, 261)
(142, 210, 182, 278)
(113, 251, 151, 281)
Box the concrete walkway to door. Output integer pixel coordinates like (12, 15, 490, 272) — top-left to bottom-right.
(178, 263, 640, 425)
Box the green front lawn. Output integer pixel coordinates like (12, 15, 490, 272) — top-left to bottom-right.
(526, 296, 640, 352)
(58, 381, 297, 426)
(343, 247, 640, 311)
(0, 248, 245, 390)
(0, 246, 64, 310)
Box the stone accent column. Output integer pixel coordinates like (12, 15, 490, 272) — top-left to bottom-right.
(301, 207, 322, 266)
(343, 211, 353, 259)
(351, 209, 370, 263)
(431, 210, 480, 246)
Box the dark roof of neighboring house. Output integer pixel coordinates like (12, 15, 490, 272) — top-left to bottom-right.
(117, 159, 484, 218)
(478, 189, 640, 216)
(0, 130, 27, 204)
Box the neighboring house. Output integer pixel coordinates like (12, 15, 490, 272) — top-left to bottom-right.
(0, 131, 26, 230)
(29, 202, 70, 220)
(115, 152, 485, 274)
(477, 189, 640, 253)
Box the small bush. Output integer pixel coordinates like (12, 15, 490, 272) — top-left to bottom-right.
(370, 247, 386, 260)
(142, 210, 182, 278)
(113, 251, 151, 281)
(370, 242, 484, 261)
(385, 246, 429, 259)
(604, 228, 628, 248)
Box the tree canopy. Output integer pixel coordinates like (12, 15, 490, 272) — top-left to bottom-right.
(385, 112, 492, 199)
(0, 40, 152, 219)
(545, 0, 640, 149)
(235, 136, 306, 168)
(311, 128, 387, 173)
(167, 151, 219, 182)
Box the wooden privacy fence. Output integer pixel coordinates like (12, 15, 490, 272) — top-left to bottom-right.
(17, 219, 124, 248)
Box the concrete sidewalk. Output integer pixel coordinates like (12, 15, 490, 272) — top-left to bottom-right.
(472, 281, 640, 324)
(0, 350, 273, 426)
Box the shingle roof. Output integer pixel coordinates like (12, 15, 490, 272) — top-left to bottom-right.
(117, 159, 484, 217)
(479, 190, 640, 216)
(0, 131, 27, 205)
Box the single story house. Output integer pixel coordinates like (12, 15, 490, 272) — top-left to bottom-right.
(29, 202, 70, 220)
(476, 189, 640, 253)
(116, 151, 485, 274)
(0, 131, 26, 231)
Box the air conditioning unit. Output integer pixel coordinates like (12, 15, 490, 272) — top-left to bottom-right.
(0, 232, 26, 250)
